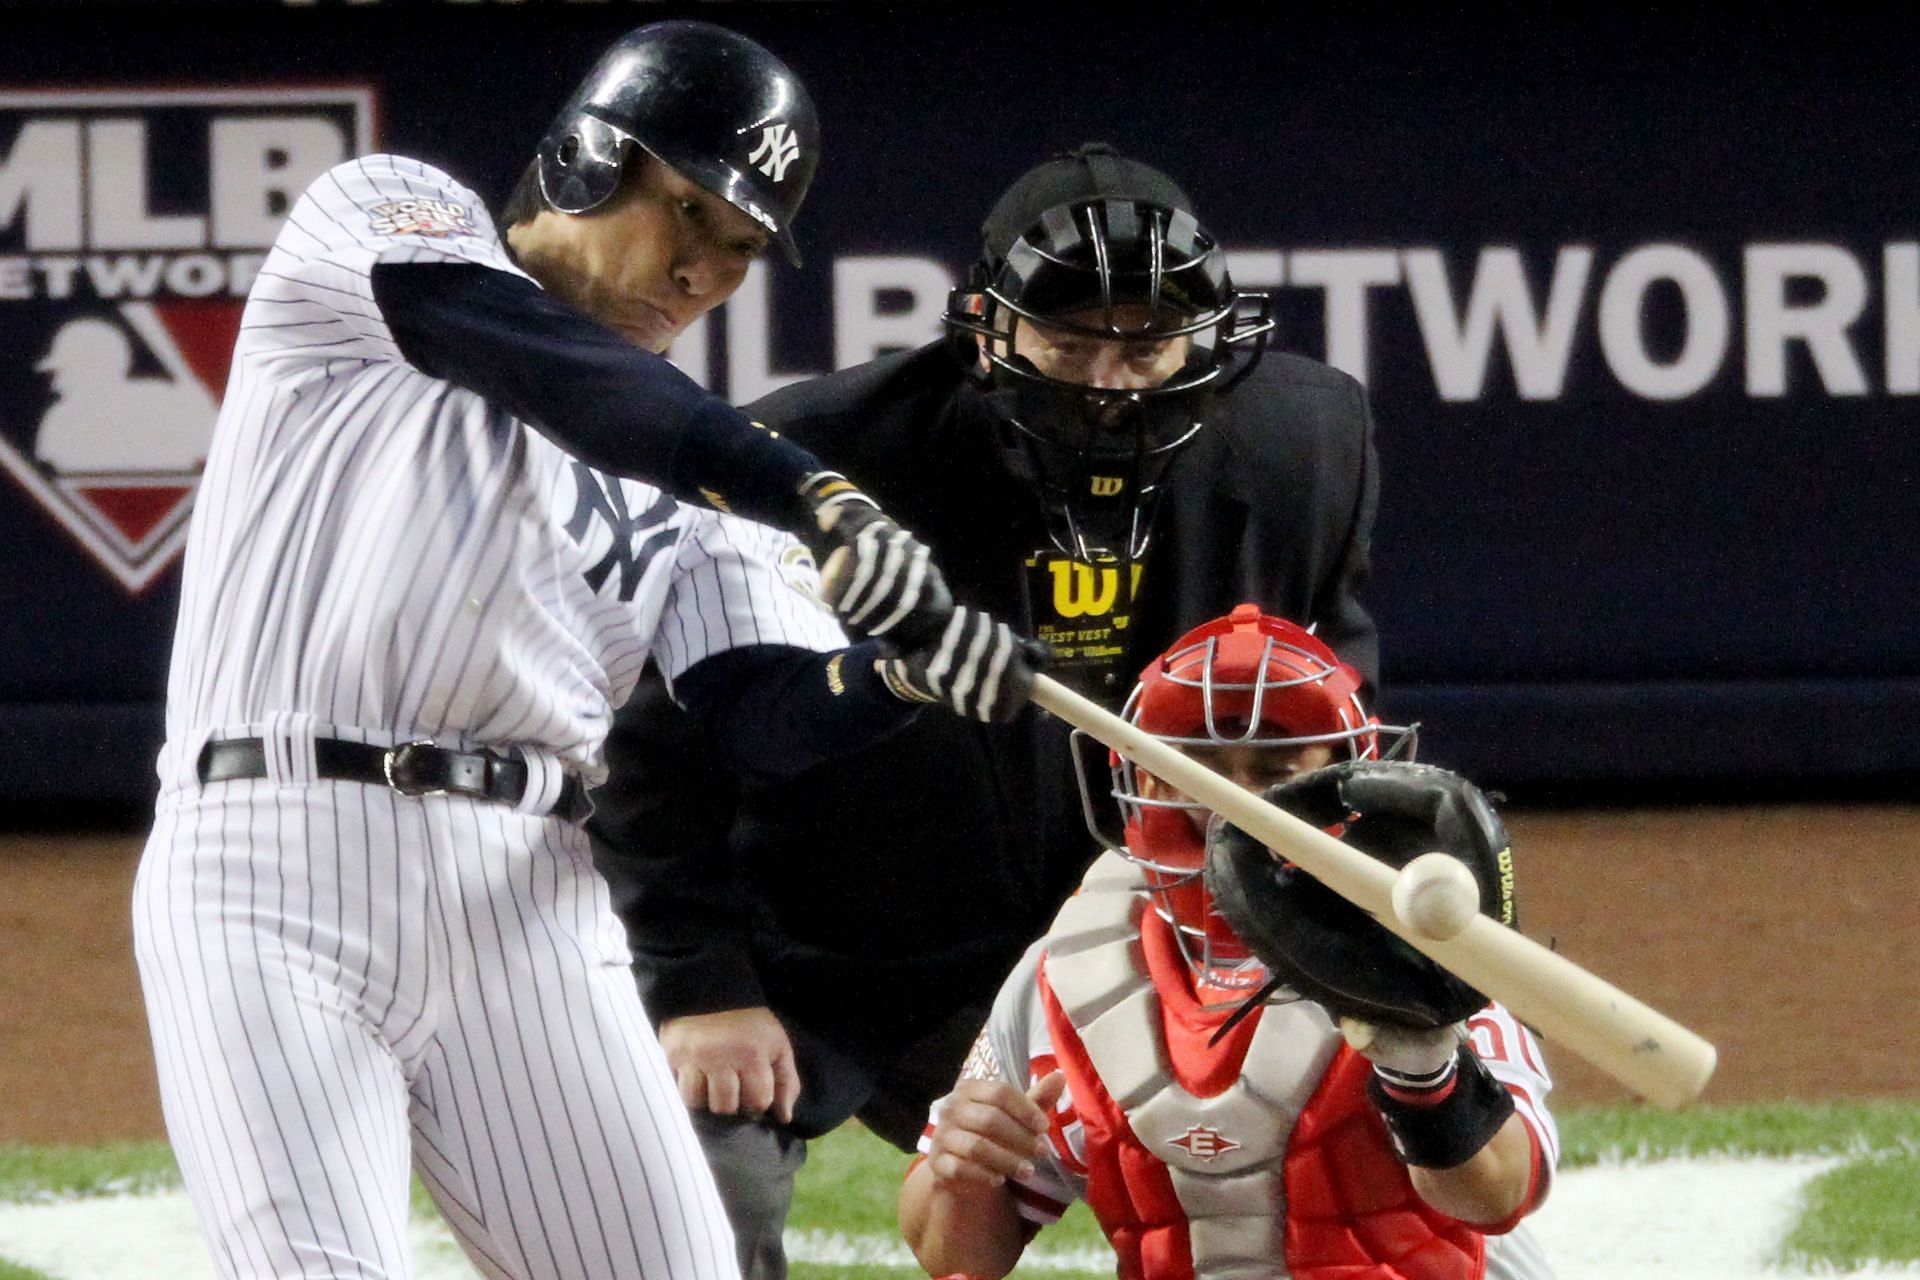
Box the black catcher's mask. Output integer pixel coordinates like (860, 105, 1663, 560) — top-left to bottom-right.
(945, 145, 1273, 562)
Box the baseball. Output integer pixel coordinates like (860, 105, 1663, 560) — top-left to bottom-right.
(1391, 852, 1481, 941)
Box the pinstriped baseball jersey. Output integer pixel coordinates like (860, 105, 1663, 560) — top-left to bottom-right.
(159, 154, 840, 793)
(135, 153, 848, 1280)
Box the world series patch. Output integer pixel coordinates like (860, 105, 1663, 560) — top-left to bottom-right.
(367, 197, 476, 239)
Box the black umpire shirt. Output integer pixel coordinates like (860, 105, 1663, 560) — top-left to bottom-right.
(589, 340, 1380, 1137)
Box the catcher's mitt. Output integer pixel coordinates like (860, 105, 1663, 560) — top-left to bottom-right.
(1203, 760, 1516, 1029)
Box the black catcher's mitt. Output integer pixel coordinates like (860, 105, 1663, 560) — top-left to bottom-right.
(1204, 760, 1516, 1029)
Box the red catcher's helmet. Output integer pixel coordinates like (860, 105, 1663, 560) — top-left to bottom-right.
(1088, 603, 1414, 992)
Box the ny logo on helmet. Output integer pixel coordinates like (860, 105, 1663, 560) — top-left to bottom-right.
(747, 123, 801, 182)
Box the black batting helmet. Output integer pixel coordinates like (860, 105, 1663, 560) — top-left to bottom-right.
(535, 21, 819, 265)
(945, 144, 1273, 562)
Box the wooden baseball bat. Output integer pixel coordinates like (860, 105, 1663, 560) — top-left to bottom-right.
(1029, 674, 1717, 1110)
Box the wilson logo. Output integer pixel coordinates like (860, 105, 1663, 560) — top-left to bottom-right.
(1047, 559, 1143, 620)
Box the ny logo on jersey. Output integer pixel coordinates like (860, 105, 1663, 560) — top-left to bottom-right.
(747, 123, 801, 182)
(564, 462, 679, 602)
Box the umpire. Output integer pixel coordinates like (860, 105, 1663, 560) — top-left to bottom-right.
(591, 143, 1381, 1279)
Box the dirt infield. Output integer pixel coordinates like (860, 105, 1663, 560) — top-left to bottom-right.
(3, 804, 1916, 1145)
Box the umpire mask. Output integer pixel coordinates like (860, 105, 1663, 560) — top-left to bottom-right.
(946, 145, 1272, 562)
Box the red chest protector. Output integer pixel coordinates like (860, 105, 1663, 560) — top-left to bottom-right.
(1035, 859, 1484, 1280)
(1280, 1049, 1484, 1279)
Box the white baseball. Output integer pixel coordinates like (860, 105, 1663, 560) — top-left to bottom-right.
(1391, 852, 1480, 941)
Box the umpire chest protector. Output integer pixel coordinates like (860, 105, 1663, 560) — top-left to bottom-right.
(1037, 854, 1487, 1280)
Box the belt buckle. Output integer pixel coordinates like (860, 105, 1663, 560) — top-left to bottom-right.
(382, 740, 447, 798)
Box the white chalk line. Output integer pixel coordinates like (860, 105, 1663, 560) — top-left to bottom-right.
(0, 1155, 1914, 1279)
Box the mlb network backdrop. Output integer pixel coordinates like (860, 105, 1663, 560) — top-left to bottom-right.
(0, 88, 375, 591)
(0, 4, 1913, 803)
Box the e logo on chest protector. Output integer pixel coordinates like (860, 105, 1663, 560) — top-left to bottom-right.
(1167, 1125, 1242, 1162)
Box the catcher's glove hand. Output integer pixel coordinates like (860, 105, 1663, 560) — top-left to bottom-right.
(879, 606, 1047, 724)
(797, 471, 953, 645)
(1203, 760, 1517, 1029)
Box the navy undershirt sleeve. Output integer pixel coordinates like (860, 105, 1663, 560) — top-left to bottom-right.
(673, 641, 918, 784)
(370, 260, 820, 531)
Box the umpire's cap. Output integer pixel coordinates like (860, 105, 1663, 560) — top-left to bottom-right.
(536, 21, 819, 265)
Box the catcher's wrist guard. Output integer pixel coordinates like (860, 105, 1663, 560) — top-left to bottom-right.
(1366, 1046, 1514, 1170)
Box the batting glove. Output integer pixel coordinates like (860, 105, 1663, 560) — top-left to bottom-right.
(878, 606, 1046, 724)
(798, 471, 953, 644)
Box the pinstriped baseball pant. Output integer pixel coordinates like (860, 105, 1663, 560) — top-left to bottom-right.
(133, 779, 740, 1280)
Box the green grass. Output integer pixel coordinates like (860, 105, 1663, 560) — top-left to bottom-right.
(788, 1122, 921, 1239)
(5, 1104, 1920, 1278)
(1777, 1150, 1920, 1268)
(1038, 1201, 1106, 1252)
(0, 1143, 178, 1202)
(1557, 1100, 1920, 1166)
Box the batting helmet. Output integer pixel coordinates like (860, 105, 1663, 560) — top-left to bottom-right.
(1071, 604, 1413, 988)
(535, 21, 819, 265)
(945, 144, 1274, 562)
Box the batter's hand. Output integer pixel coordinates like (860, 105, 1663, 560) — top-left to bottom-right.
(878, 607, 1047, 724)
(923, 1071, 1065, 1188)
(659, 1008, 802, 1123)
(797, 471, 953, 644)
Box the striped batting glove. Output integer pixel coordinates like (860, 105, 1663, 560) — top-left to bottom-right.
(878, 607, 1045, 724)
(798, 471, 953, 644)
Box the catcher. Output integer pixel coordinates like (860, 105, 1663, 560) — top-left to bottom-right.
(900, 604, 1557, 1279)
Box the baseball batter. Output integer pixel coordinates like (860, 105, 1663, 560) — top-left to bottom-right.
(902, 608, 1556, 1280)
(133, 22, 1039, 1280)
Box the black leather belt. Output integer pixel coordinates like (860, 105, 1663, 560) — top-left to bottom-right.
(196, 737, 591, 823)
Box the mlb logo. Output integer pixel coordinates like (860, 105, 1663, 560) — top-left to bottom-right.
(0, 87, 375, 592)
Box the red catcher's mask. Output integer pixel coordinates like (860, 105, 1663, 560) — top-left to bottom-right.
(1100, 604, 1413, 991)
